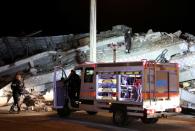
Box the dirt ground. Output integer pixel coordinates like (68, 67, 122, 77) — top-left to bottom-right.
(0, 106, 195, 131)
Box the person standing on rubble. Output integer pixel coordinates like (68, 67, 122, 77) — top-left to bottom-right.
(9, 72, 25, 113)
(124, 29, 132, 53)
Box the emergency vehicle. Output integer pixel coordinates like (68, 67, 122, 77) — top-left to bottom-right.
(53, 60, 181, 126)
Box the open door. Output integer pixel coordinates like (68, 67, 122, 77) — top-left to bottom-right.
(53, 66, 68, 109)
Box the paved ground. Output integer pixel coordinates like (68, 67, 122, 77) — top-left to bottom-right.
(0, 106, 195, 131)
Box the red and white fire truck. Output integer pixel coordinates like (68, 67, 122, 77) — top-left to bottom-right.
(53, 60, 181, 126)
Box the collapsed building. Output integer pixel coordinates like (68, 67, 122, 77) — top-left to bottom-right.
(0, 25, 195, 111)
(0, 25, 127, 110)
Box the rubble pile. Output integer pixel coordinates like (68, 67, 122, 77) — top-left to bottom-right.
(21, 92, 53, 112)
(0, 84, 53, 112)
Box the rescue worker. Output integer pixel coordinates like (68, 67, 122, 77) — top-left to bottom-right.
(9, 72, 24, 113)
(124, 29, 132, 53)
(65, 70, 81, 103)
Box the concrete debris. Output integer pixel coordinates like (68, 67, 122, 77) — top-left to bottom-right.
(146, 29, 153, 34)
(183, 33, 195, 41)
(30, 68, 38, 75)
(173, 30, 182, 37)
(75, 50, 88, 64)
(112, 25, 131, 33)
(145, 32, 161, 42)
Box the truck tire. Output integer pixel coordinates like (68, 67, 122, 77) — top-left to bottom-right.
(141, 117, 158, 124)
(113, 109, 128, 126)
(181, 107, 188, 114)
(57, 105, 71, 117)
(86, 111, 97, 115)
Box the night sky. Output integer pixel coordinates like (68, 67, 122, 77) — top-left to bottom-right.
(0, 0, 194, 37)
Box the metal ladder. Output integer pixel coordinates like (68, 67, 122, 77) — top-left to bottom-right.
(147, 61, 156, 104)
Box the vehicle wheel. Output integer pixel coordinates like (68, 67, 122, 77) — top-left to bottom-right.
(86, 111, 97, 115)
(141, 117, 158, 124)
(113, 109, 128, 126)
(57, 105, 71, 117)
(181, 108, 189, 114)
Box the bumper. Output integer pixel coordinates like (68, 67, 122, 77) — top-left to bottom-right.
(146, 107, 182, 118)
(147, 112, 180, 118)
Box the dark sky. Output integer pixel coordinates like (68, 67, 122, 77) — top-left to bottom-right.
(0, 0, 194, 36)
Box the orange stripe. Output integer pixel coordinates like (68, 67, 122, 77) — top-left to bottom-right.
(90, 92, 96, 97)
(142, 92, 179, 99)
(81, 92, 179, 99)
(80, 91, 96, 97)
(80, 92, 88, 97)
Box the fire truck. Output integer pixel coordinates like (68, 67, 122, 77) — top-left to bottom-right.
(53, 60, 181, 126)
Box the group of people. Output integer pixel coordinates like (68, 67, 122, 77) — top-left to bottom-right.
(9, 70, 81, 113)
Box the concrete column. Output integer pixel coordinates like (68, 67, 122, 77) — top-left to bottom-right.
(90, 0, 96, 62)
